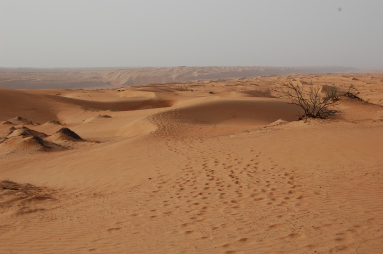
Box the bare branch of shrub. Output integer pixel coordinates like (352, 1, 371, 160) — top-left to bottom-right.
(283, 80, 339, 120)
(343, 84, 363, 100)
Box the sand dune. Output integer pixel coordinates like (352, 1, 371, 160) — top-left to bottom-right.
(0, 88, 62, 124)
(0, 125, 89, 160)
(0, 126, 65, 159)
(0, 72, 382, 253)
(7, 126, 48, 138)
(173, 99, 300, 125)
(46, 127, 83, 141)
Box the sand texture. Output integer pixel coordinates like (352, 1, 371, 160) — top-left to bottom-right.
(0, 72, 382, 253)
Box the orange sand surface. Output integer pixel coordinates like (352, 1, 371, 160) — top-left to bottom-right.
(0, 73, 382, 253)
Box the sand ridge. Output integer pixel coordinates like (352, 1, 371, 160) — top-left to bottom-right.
(0, 73, 382, 253)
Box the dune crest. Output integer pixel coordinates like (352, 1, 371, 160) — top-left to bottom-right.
(49, 128, 83, 141)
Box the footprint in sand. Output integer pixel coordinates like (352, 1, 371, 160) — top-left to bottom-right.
(237, 238, 252, 244)
(107, 227, 122, 233)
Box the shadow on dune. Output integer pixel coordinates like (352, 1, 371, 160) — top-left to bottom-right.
(174, 99, 302, 126)
(150, 99, 303, 138)
(45, 94, 176, 111)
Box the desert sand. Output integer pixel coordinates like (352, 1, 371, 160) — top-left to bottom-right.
(0, 72, 382, 253)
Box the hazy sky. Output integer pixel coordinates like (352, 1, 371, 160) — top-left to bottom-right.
(1, 0, 382, 69)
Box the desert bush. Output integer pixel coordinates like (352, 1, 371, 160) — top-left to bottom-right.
(343, 84, 362, 100)
(283, 80, 339, 120)
(325, 85, 339, 101)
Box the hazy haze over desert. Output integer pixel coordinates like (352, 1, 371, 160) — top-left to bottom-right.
(1, 1, 383, 69)
(1, 1, 383, 254)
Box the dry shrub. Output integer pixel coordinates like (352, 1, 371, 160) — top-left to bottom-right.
(283, 80, 339, 120)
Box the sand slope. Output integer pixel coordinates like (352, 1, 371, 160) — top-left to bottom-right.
(0, 73, 382, 253)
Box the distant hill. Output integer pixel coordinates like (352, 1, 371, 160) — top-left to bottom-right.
(0, 66, 358, 89)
